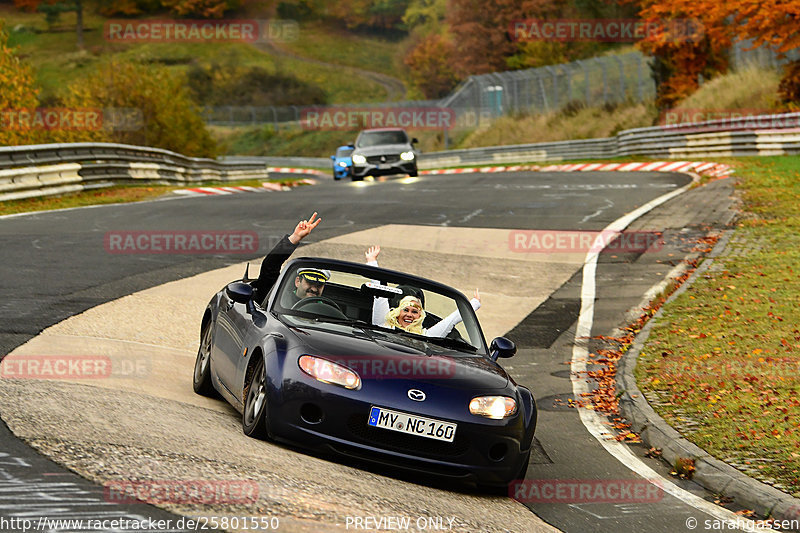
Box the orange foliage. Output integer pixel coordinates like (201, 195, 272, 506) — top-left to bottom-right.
(0, 22, 42, 146)
(633, 0, 800, 108)
(403, 34, 461, 99)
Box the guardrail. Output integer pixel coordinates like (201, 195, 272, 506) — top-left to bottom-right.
(2, 113, 799, 201)
(241, 112, 800, 170)
(0, 143, 270, 202)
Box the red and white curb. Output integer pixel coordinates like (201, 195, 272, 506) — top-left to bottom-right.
(420, 161, 733, 178)
(267, 167, 327, 177)
(173, 162, 732, 196)
(173, 179, 317, 197)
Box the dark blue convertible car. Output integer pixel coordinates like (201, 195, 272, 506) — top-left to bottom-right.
(193, 257, 536, 490)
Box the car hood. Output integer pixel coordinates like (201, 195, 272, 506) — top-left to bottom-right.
(284, 323, 509, 390)
(353, 144, 413, 156)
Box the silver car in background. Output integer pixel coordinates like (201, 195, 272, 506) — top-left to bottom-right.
(350, 128, 419, 181)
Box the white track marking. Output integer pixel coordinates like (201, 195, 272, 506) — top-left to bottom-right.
(570, 174, 771, 530)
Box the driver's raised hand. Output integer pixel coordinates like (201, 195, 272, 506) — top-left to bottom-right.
(289, 212, 322, 244)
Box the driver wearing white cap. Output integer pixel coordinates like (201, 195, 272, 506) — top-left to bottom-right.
(287, 267, 331, 306)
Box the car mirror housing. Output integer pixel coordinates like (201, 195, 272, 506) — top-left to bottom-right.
(411, 137, 419, 144)
(490, 337, 517, 361)
(226, 282, 254, 304)
(330, 155, 336, 160)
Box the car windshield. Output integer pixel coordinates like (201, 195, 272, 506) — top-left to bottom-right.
(356, 130, 408, 147)
(336, 147, 354, 157)
(272, 260, 487, 356)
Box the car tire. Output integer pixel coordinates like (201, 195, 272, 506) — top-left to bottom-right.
(193, 318, 217, 397)
(351, 175, 363, 181)
(409, 169, 418, 177)
(242, 357, 271, 439)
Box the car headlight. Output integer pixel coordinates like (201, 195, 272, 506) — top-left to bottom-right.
(400, 151, 415, 161)
(299, 355, 361, 390)
(352, 154, 366, 165)
(469, 396, 517, 419)
(337, 161, 347, 167)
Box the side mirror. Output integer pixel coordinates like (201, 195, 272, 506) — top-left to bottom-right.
(347, 143, 355, 148)
(490, 337, 516, 361)
(330, 155, 336, 160)
(226, 282, 253, 304)
(411, 137, 419, 144)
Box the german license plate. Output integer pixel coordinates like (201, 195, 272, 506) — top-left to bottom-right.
(377, 164, 391, 170)
(368, 406, 456, 442)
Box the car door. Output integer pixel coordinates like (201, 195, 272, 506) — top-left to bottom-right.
(211, 290, 254, 393)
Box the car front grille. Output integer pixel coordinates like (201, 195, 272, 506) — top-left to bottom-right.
(346, 414, 469, 458)
(366, 155, 401, 164)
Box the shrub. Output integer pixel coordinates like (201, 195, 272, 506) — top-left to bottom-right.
(60, 60, 217, 157)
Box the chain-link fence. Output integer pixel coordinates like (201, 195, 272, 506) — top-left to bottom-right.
(202, 43, 798, 131)
(730, 39, 800, 72)
(440, 51, 652, 129)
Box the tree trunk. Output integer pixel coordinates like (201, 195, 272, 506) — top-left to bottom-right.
(75, 0, 84, 49)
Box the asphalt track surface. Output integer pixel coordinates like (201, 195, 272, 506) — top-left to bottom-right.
(0, 170, 754, 532)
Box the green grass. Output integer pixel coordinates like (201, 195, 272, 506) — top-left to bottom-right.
(0, 185, 175, 216)
(0, 177, 308, 216)
(635, 156, 800, 496)
(2, 7, 389, 104)
(281, 21, 404, 79)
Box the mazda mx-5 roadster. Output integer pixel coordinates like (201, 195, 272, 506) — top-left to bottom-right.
(193, 257, 536, 490)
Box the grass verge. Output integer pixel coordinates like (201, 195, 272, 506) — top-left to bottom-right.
(635, 156, 800, 497)
(2, 7, 389, 105)
(0, 177, 309, 216)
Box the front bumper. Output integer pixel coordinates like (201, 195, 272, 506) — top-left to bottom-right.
(267, 379, 532, 486)
(352, 161, 417, 178)
(333, 165, 352, 179)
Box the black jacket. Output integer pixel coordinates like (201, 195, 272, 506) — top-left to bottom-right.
(252, 234, 298, 304)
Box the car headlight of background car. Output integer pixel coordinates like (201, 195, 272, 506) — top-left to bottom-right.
(352, 154, 367, 165)
(337, 161, 348, 167)
(469, 396, 517, 419)
(299, 355, 361, 390)
(400, 151, 415, 161)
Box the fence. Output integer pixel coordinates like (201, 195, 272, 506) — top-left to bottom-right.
(4, 112, 798, 202)
(201, 53, 652, 131)
(201, 35, 800, 133)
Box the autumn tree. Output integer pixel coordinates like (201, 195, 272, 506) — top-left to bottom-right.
(403, 33, 461, 98)
(61, 61, 218, 156)
(0, 22, 43, 146)
(14, 0, 87, 47)
(159, 0, 242, 18)
(327, 0, 410, 30)
(634, 0, 800, 108)
(446, 0, 566, 75)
